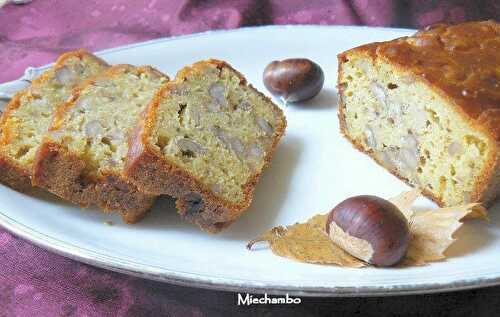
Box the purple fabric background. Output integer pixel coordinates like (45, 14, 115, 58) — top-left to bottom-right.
(0, 1, 499, 316)
(1, 0, 499, 83)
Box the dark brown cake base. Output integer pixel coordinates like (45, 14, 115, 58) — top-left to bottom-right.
(33, 141, 155, 224)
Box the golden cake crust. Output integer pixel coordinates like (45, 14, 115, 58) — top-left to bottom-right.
(347, 20, 499, 140)
(0, 49, 108, 191)
(337, 21, 500, 207)
(32, 65, 166, 223)
(124, 59, 286, 233)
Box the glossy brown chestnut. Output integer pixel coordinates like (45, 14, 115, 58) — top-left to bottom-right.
(263, 58, 324, 102)
(325, 195, 410, 267)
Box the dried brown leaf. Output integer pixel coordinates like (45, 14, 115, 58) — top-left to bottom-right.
(388, 189, 421, 219)
(247, 219, 365, 267)
(247, 190, 487, 268)
(400, 203, 487, 266)
(307, 214, 328, 230)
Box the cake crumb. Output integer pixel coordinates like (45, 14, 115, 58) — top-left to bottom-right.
(104, 220, 114, 226)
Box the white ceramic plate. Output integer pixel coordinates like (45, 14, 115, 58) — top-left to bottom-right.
(1, 25, 499, 297)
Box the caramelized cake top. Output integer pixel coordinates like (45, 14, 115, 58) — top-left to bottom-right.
(339, 20, 500, 140)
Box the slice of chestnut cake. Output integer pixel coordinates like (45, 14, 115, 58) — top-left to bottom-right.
(0, 50, 108, 191)
(125, 59, 286, 233)
(33, 65, 169, 223)
(337, 21, 499, 207)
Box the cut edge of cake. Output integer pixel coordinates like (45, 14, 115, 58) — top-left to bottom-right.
(124, 59, 287, 232)
(32, 64, 168, 223)
(337, 38, 499, 207)
(0, 49, 109, 192)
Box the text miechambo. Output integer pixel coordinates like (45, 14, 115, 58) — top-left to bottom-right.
(237, 293, 301, 305)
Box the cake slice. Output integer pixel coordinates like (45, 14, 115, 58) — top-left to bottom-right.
(33, 65, 169, 223)
(124, 59, 286, 232)
(338, 21, 499, 207)
(0, 50, 108, 191)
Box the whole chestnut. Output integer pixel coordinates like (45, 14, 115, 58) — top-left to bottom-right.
(263, 58, 324, 103)
(325, 195, 410, 267)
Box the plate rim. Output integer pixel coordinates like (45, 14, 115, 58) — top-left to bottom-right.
(1, 24, 498, 297)
(2, 210, 500, 297)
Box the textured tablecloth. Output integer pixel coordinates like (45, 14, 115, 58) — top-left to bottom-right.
(1, 1, 499, 316)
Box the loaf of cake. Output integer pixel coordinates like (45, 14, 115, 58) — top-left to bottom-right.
(124, 59, 286, 232)
(32, 65, 169, 223)
(338, 20, 499, 207)
(0, 50, 108, 191)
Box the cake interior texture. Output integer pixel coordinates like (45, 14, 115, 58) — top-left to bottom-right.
(338, 22, 499, 207)
(0, 51, 107, 183)
(146, 61, 286, 206)
(48, 65, 167, 181)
